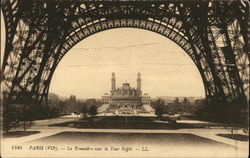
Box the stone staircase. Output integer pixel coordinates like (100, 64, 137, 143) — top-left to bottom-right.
(97, 104, 110, 113)
(143, 104, 155, 113)
(104, 104, 117, 113)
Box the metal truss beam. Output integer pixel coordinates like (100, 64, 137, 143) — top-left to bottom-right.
(1, 0, 249, 107)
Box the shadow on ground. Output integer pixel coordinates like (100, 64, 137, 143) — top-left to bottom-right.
(49, 116, 213, 130)
(28, 131, 236, 149)
(217, 134, 249, 141)
(3, 131, 40, 138)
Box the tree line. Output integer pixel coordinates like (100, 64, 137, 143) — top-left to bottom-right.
(151, 96, 248, 126)
(2, 93, 102, 132)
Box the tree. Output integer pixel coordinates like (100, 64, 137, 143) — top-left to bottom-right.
(171, 97, 181, 107)
(62, 97, 82, 114)
(3, 104, 18, 132)
(193, 96, 248, 126)
(174, 97, 179, 103)
(48, 93, 60, 108)
(19, 105, 35, 131)
(89, 105, 97, 115)
(2, 90, 36, 132)
(81, 102, 88, 114)
(85, 98, 102, 111)
(69, 95, 76, 102)
(85, 99, 97, 108)
(182, 97, 190, 106)
(3, 103, 35, 132)
(47, 93, 63, 117)
(154, 99, 165, 118)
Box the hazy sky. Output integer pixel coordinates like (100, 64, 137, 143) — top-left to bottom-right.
(1, 12, 204, 98)
(49, 28, 205, 99)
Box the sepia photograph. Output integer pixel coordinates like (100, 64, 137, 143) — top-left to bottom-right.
(1, 0, 249, 157)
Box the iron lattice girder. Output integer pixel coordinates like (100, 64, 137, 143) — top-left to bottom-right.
(1, 0, 249, 106)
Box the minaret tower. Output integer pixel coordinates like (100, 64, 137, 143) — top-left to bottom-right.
(111, 72, 116, 91)
(137, 72, 141, 94)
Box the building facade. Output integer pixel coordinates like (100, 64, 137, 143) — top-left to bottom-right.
(102, 73, 151, 114)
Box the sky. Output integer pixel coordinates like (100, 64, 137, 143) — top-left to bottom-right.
(49, 28, 205, 99)
(1, 12, 204, 99)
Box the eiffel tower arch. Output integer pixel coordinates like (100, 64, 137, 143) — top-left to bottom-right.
(1, 0, 249, 109)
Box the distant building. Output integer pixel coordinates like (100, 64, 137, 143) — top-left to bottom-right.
(102, 73, 151, 115)
(142, 93, 151, 105)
